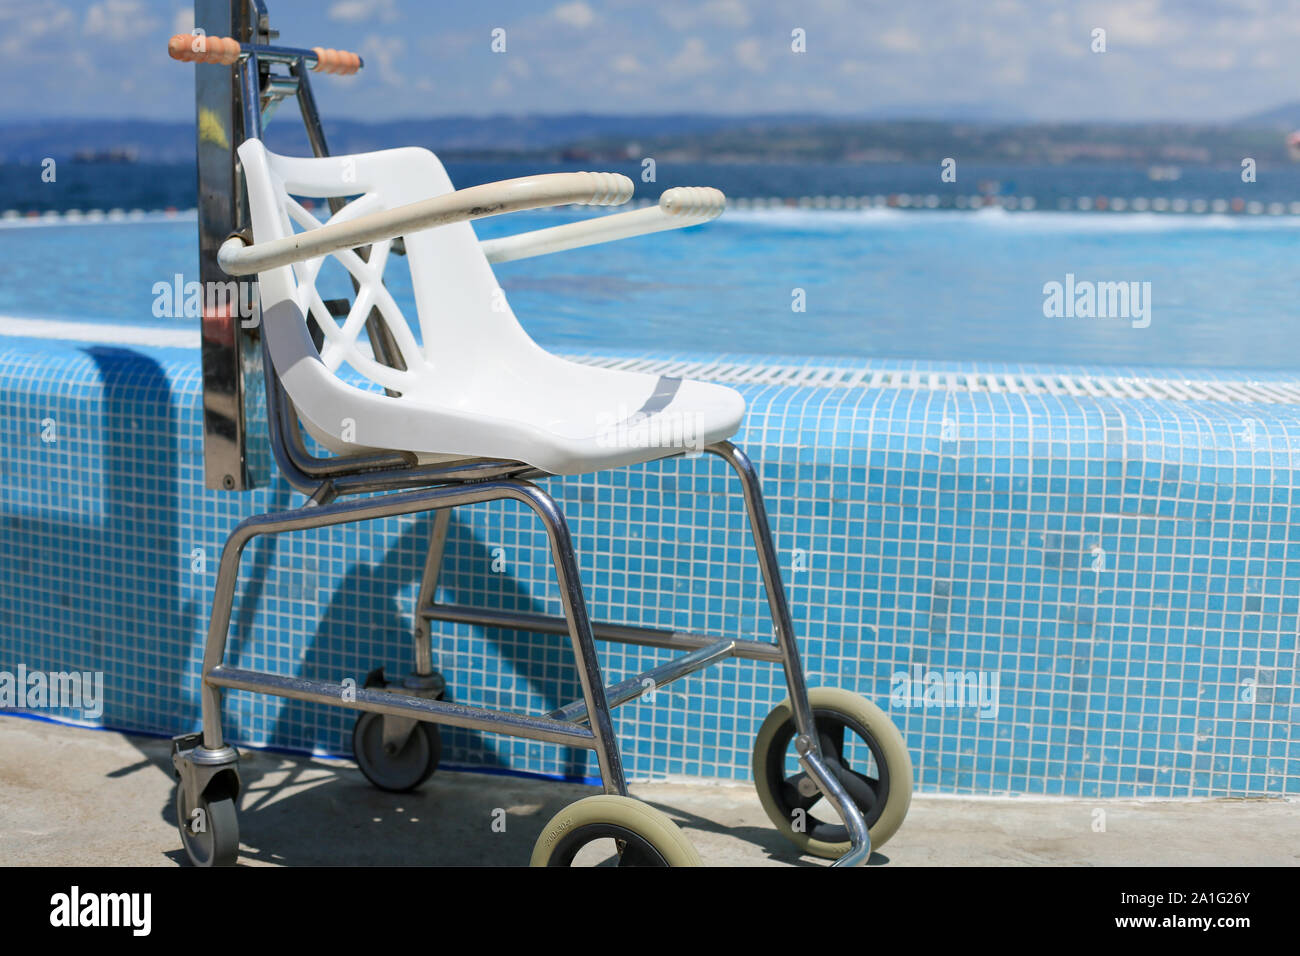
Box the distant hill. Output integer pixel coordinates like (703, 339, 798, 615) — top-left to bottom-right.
(1235, 100, 1300, 129)
(0, 114, 812, 164)
(0, 119, 199, 163)
(0, 111, 1295, 166)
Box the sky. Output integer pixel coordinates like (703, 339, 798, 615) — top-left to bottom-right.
(2, 0, 1300, 122)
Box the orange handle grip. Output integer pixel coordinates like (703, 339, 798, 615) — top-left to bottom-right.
(167, 33, 241, 65)
(165, 34, 361, 75)
(311, 47, 362, 75)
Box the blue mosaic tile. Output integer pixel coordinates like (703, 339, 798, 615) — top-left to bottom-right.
(0, 340, 1297, 797)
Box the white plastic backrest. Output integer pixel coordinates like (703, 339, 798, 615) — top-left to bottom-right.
(238, 138, 552, 419)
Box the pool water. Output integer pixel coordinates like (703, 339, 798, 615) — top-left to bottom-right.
(0, 207, 1297, 371)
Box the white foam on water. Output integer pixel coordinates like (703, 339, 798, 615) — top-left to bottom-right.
(720, 206, 1300, 232)
(4, 204, 1297, 236)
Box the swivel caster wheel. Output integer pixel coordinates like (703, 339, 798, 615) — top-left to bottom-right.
(174, 785, 239, 867)
(753, 686, 913, 859)
(531, 794, 701, 866)
(352, 712, 441, 793)
(351, 668, 444, 793)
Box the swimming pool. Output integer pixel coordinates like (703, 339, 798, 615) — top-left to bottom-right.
(2, 208, 1298, 370)
(0, 210, 1296, 799)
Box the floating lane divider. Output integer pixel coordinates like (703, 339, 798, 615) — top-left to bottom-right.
(0, 207, 199, 226)
(726, 195, 1300, 214)
(7, 196, 1300, 224)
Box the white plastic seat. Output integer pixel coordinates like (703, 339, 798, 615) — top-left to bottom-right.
(237, 138, 745, 475)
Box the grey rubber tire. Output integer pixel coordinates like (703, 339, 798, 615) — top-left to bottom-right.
(352, 713, 441, 793)
(753, 687, 913, 859)
(175, 786, 239, 867)
(530, 794, 702, 866)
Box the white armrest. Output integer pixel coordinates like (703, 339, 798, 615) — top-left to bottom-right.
(480, 186, 726, 264)
(218, 171, 633, 275)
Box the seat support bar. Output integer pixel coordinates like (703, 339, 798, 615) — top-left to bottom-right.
(208, 666, 594, 747)
(421, 603, 783, 664)
(547, 640, 736, 724)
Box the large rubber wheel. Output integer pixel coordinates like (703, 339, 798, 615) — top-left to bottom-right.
(352, 713, 441, 793)
(753, 687, 912, 859)
(531, 795, 702, 867)
(175, 785, 239, 867)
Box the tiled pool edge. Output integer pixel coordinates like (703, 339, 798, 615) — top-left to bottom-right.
(0, 339, 1296, 798)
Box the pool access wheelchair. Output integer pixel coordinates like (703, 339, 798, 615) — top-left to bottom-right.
(168, 30, 912, 868)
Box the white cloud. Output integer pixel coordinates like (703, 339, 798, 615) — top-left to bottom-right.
(1094, 0, 1179, 47)
(83, 0, 158, 41)
(552, 2, 595, 29)
(878, 26, 923, 53)
(665, 36, 717, 76)
(659, 0, 751, 31)
(0, 2, 72, 58)
(330, 0, 398, 24)
(360, 34, 405, 86)
(702, 0, 750, 28)
(329, 2, 367, 21)
(990, 59, 1027, 86)
(1169, 45, 1237, 71)
(6, 0, 1300, 124)
(734, 36, 765, 73)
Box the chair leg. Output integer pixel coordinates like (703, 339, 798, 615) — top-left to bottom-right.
(199, 521, 253, 752)
(412, 508, 451, 678)
(705, 439, 873, 865)
(512, 482, 628, 796)
(705, 440, 818, 741)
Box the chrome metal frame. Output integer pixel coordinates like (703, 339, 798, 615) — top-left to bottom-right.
(195, 0, 384, 491)
(195, 0, 267, 491)
(181, 430, 871, 864)
(178, 0, 871, 866)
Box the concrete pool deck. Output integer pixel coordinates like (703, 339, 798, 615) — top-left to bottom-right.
(1, 714, 1296, 867)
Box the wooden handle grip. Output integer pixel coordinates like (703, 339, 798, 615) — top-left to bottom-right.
(311, 47, 362, 75)
(166, 35, 362, 75)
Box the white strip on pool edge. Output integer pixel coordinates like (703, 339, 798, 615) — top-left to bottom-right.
(0, 315, 199, 348)
(3, 318, 1296, 400)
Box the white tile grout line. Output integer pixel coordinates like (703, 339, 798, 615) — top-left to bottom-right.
(571, 354, 1300, 403)
(3, 316, 1298, 404)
